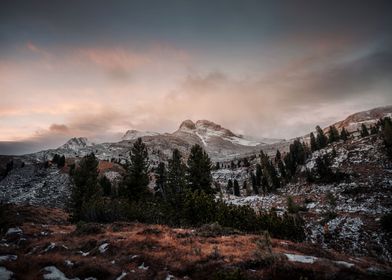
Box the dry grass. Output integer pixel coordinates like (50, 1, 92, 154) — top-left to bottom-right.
(0, 205, 390, 280)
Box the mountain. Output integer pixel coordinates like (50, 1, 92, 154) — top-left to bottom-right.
(333, 105, 392, 132)
(1, 105, 392, 269)
(121, 130, 160, 141)
(58, 137, 93, 151)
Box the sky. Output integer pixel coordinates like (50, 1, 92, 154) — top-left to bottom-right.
(1, 0, 392, 155)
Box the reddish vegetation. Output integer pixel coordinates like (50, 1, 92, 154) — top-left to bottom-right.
(0, 205, 391, 279)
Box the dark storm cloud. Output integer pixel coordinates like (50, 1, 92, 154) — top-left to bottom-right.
(1, 0, 391, 49)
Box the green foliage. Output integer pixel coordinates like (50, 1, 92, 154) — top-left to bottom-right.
(52, 154, 65, 168)
(70, 153, 100, 222)
(316, 125, 328, 149)
(381, 213, 392, 232)
(227, 179, 233, 193)
(381, 117, 392, 158)
(233, 179, 240, 196)
(122, 138, 150, 201)
(187, 144, 213, 194)
(260, 151, 280, 192)
(99, 176, 112, 196)
(328, 125, 340, 143)
(287, 196, 306, 214)
(310, 132, 318, 152)
(340, 127, 349, 141)
(154, 162, 167, 198)
(360, 123, 369, 137)
(213, 269, 247, 280)
(251, 173, 259, 195)
(307, 155, 344, 183)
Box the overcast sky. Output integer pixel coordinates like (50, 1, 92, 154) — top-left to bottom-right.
(1, 0, 392, 155)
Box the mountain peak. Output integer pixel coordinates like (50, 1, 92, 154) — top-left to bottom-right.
(59, 137, 92, 150)
(179, 119, 196, 130)
(121, 130, 159, 141)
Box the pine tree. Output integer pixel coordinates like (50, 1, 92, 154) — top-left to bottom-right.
(70, 153, 100, 222)
(360, 124, 369, 137)
(99, 176, 112, 196)
(370, 126, 378, 135)
(167, 149, 187, 197)
(328, 126, 339, 143)
(227, 179, 233, 194)
(122, 138, 150, 201)
(251, 173, 259, 194)
(155, 162, 167, 199)
(316, 125, 328, 149)
(275, 150, 286, 179)
(255, 163, 262, 187)
(310, 132, 318, 152)
(382, 118, 392, 158)
(57, 155, 66, 168)
(233, 179, 240, 196)
(340, 128, 348, 141)
(187, 144, 213, 194)
(260, 151, 280, 192)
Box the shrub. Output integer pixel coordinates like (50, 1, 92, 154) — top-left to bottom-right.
(381, 213, 392, 232)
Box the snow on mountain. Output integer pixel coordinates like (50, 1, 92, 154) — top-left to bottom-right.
(121, 130, 160, 141)
(174, 119, 280, 147)
(333, 105, 392, 132)
(58, 137, 93, 151)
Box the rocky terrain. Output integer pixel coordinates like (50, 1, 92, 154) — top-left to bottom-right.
(1, 106, 392, 278)
(0, 204, 391, 280)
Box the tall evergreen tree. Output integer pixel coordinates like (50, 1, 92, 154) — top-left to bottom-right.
(370, 126, 378, 135)
(70, 153, 100, 222)
(251, 173, 259, 194)
(122, 138, 150, 201)
(382, 118, 392, 158)
(340, 127, 349, 141)
(187, 144, 213, 194)
(233, 179, 240, 196)
(165, 149, 187, 214)
(255, 163, 262, 187)
(99, 176, 112, 196)
(275, 150, 286, 179)
(227, 179, 233, 194)
(310, 132, 318, 152)
(316, 125, 328, 149)
(155, 162, 167, 199)
(360, 124, 369, 137)
(328, 126, 340, 143)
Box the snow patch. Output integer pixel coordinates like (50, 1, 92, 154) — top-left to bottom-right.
(43, 266, 79, 280)
(284, 253, 318, 264)
(0, 255, 17, 262)
(0, 267, 13, 280)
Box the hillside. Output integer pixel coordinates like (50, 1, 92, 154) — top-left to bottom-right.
(0, 204, 391, 280)
(1, 106, 392, 279)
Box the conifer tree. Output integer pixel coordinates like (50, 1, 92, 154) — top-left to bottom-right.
(155, 162, 167, 199)
(187, 144, 213, 194)
(328, 125, 339, 143)
(316, 125, 328, 149)
(167, 149, 187, 197)
(360, 124, 369, 137)
(275, 149, 286, 179)
(255, 163, 262, 187)
(227, 179, 233, 193)
(99, 176, 112, 196)
(70, 153, 100, 222)
(382, 118, 392, 158)
(340, 128, 349, 141)
(310, 132, 318, 152)
(370, 126, 378, 135)
(251, 173, 259, 194)
(233, 179, 240, 196)
(122, 138, 150, 201)
(57, 155, 66, 168)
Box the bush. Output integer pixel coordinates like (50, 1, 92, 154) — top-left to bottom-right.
(74, 221, 104, 235)
(381, 213, 392, 232)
